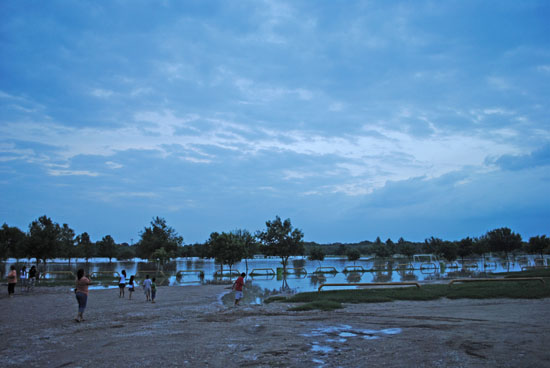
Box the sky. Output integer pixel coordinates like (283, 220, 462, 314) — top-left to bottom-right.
(1, 0, 549, 245)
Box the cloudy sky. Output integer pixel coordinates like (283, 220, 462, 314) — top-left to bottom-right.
(1, 0, 549, 245)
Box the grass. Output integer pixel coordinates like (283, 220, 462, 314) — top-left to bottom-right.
(272, 270, 550, 311)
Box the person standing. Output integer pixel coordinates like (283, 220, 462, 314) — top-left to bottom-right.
(7, 265, 17, 297)
(232, 272, 246, 306)
(128, 275, 135, 300)
(142, 275, 152, 302)
(118, 270, 127, 298)
(27, 265, 37, 291)
(75, 269, 92, 322)
(19, 266, 27, 291)
(151, 277, 157, 303)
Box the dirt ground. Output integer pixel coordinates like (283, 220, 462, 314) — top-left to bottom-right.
(1, 284, 549, 368)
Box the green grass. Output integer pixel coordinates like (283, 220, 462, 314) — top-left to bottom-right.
(276, 273, 550, 311)
(497, 268, 550, 278)
(288, 300, 343, 311)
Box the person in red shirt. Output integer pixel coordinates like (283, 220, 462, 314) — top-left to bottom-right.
(232, 273, 246, 306)
(7, 265, 17, 297)
(74, 269, 92, 322)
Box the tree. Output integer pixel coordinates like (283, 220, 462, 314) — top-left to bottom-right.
(396, 238, 416, 260)
(137, 217, 183, 260)
(346, 248, 361, 265)
(150, 247, 170, 269)
(232, 229, 258, 274)
(457, 237, 474, 264)
(208, 232, 243, 275)
(76, 232, 94, 267)
(257, 216, 304, 274)
(527, 235, 550, 258)
(308, 247, 325, 267)
(0, 224, 27, 262)
(98, 235, 117, 263)
(59, 224, 76, 265)
(372, 242, 390, 258)
(485, 227, 522, 259)
(27, 216, 61, 266)
(439, 241, 458, 262)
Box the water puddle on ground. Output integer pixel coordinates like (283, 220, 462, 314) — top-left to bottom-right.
(302, 324, 403, 367)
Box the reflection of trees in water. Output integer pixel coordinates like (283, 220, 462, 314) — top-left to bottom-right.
(292, 258, 306, 268)
(346, 272, 362, 283)
(372, 272, 392, 283)
(399, 272, 417, 281)
(310, 274, 326, 287)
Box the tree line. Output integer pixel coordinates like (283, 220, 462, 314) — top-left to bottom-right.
(1, 214, 549, 272)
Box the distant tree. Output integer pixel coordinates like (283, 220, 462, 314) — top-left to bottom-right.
(375, 236, 382, 245)
(116, 245, 135, 261)
(308, 247, 325, 267)
(396, 238, 416, 260)
(150, 247, 170, 269)
(439, 241, 458, 262)
(232, 229, 258, 274)
(59, 224, 76, 265)
(0, 224, 27, 262)
(527, 235, 550, 258)
(424, 237, 444, 255)
(372, 242, 390, 258)
(257, 216, 304, 274)
(208, 232, 243, 275)
(457, 237, 474, 264)
(485, 227, 522, 259)
(76, 232, 94, 267)
(346, 248, 361, 265)
(472, 237, 489, 264)
(27, 216, 61, 266)
(98, 235, 117, 263)
(137, 217, 183, 260)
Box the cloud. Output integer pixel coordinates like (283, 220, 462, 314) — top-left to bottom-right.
(490, 145, 550, 171)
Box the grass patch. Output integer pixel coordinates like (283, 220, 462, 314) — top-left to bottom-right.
(288, 300, 343, 311)
(263, 296, 288, 304)
(496, 268, 550, 278)
(279, 276, 550, 311)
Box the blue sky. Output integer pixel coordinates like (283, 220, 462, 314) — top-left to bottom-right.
(1, 0, 549, 244)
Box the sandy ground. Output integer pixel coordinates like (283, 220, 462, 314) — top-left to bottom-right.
(1, 284, 549, 368)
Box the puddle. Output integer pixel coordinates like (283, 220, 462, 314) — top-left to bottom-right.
(306, 324, 402, 356)
(311, 344, 333, 353)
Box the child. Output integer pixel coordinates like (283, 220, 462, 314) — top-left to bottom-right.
(232, 272, 246, 306)
(118, 270, 127, 298)
(7, 265, 17, 297)
(20, 266, 27, 291)
(151, 277, 157, 303)
(142, 275, 152, 302)
(128, 275, 135, 300)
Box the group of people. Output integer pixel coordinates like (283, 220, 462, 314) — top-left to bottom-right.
(117, 270, 157, 302)
(5, 265, 38, 297)
(6, 265, 246, 322)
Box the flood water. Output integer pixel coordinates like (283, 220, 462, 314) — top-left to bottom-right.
(4, 254, 548, 304)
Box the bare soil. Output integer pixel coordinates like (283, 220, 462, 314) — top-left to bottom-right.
(1, 285, 549, 367)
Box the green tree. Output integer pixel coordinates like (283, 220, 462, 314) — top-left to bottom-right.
(346, 248, 361, 265)
(485, 227, 522, 259)
(208, 232, 243, 275)
(439, 241, 458, 262)
(59, 224, 76, 265)
(76, 232, 94, 267)
(372, 242, 390, 258)
(150, 247, 170, 269)
(257, 216, 305, 274)
(98, 235, 117, 263)
(457, 237, 474, 264)
(396, 238, 416, 260)
(232, 229, 258, 274)
(137, 217, 183, 260)
(308, 247, 325, 267)
(0, 224, 27, 261)
(116, 244, 135, 261)
(527, 235, 550, 258)
(27, 216, 61, 266)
